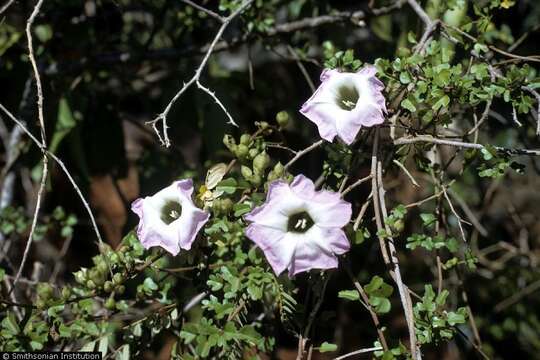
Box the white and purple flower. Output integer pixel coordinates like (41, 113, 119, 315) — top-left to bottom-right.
(244, 175, 352, 276)
(131, 179, 209, 256)
(300, 66, 387, 145)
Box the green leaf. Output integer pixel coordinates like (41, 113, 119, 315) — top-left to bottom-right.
(401, 98, 417, 113)
(338, 290, 360, 301)
(216, 178, 237, 194)
(49, 97, 79, 154)
(433, 95, 450, 111)
(447, 311, 466, 326)
(319, 342, 338, 353)
(1, 312, 20, 334)
(399, 71, 412, 84)
(143, 277, 159, 291)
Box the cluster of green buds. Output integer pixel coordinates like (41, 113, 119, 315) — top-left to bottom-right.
(69, 235, 146, 309)
(35, 283, 55, 310)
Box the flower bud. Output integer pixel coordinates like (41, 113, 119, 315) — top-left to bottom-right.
(248, 148, 259, 159)
(223, 134, 237, 151)
(86, 280, 96, 289)
(241, 165, 253, 179)
(61, 287, 71, 300)
(391, 219, 405, 234)
(112, 273, 124, 285)
(218, 198, 233, 214)
(236, 144, 249, 158)
(276, 111, 289, 128)
(104, 281, 114, 293)
(74, 270, 87, 284)
(250, 173, 262, 186)
(259, 121, 269, 130)
(37, 283, 54, 299)
(253, 152, 270, 173)
(105, 296, 116, 310)
(239, 134, 251, 146)
(273, 162, 284, 176)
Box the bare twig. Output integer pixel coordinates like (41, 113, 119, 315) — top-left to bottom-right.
(392, 159, 419, 187)
(494, 279, 540, 313)
(442, 188, 467, 243)
(11, 0, 47, 291)
(180, 0, 224, 22)
(394, 135, 540, 156)
(377, 160, 419, 359)
(333, 346, 383, 360)
(353, 192, 372, 231)
(447, 188, 488, 237)
(287, 45, 315, 92)
(284, 140, 324, 170)
(0, 104, 104, 245)
(371, 130, 419, 359)
(149, 0, 254, 147)
(467, 100, 493, 135)
(341, 175, 372, 196)
(0, 0, 16, 15)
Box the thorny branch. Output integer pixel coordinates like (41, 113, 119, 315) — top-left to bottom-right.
(148, 0, 254, 147)
(371, 130, 420, 359)
(394, 135, 540, 156)
(11, 0, 48, 292)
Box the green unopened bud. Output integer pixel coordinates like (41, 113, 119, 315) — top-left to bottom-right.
(267, 171, 277, 182)
(248, 148, 259, 159)
(37, 283, 54, 299)
(235, 144, 249, 158)
(273, 162, 284, 176)
(61, 287, 71, 300)
(250, 173, 262, 187)
(259, 121, 269, 130)
(86, 280, 96, 289)
(223, 134, 237, 152)
(240, 134, 251, 146)
(241, 165, 253, 179)
(117, 285, 126, 295)
(36, 299, 46, 310)
(391, 219, 405, 234)
(219, 198, 234, 214)
(276, 111, 289, 128)
(74, 270, 87, 284)
(97, 261, 108, 274)
(104, 281, 114, 293)
(253, 152, 270, 173)
(105, 296, 116, 310)
(112, 273, 124, 285)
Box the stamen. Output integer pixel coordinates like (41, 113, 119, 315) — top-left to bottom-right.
(160, 200, 182, 225)
(288, 211, 314, 233)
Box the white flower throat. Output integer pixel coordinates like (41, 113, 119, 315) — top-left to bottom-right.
(160, 200, 182, 224)
(287, 211, 314, 233)
(336, 84, 360, 111)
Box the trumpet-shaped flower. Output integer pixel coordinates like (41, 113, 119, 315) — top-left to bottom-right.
(244, 175, 352, 276)
(300, 66, 386, 145)
(131, 179, 209, 256)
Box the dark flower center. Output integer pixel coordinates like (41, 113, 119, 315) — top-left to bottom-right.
(287, 211, 314, 233)
(336, 84, 359, 110)
(160, 200, 182, 225)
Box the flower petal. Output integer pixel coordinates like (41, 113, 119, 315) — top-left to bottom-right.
(245, 223, 294, 275)
(287, 230, 338, 276)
